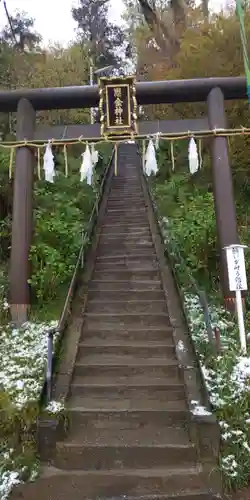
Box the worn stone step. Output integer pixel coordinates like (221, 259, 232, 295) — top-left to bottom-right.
(77, 341, 175, 358)
(107, 193, 144, 199)
(54, 440, 197, 470)
(95, 256, 158, 268)
(99, 229, 151, 237)
(106, 202, 145, 210)
(97, 243, 155, 255)
(73, 361, 180, 380)
(93, 269, 161, 281)
(68, 393, 186, 411)
(101, 225, 150, 234)
(107, 195, 144, 202)
(10, 467, 214, 499)
(83, 312, 171, 329)
(89, 280, 162, 291)
(67, 408, 189, 430)
(100, 229, 150, 238)
(98, 236, 152, 247)
(86, 300, 167, 314)
(103, 213, 148, 221)
(104, 215, 149, 224)
(106, 203, 145, 209)
(96, 252, 155, 261)
(94, 260, 159, 271)
(81, 326, 173, 342)
(63, 423, 189, 446)
(87, 289, 163, 301)
(106, 206, 146, 213)
(69, 383, 185, 402)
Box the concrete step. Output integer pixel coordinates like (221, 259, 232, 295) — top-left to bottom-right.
(54, 439, 197, 470)
(86, 300, 167, 314)
(73, 361, 180, 381)
(104, 216, 149, 224)
(10, 468, 216, 499)
(100, 229, 151, 238)
(87, 289, 163, 301)
(107, 194, 144, 200)
(105, 207, 147, 213)
(69, 382, 185, 402)
(77, 341, 176, 358)
(83, 312, 171, 329)
(101, 228, 150, 236)
(102, 215, 148, 221)
(89, 280, 162, 291)
(68, 393, 187, 411)
(93, 269, 161, 281)
(99, 233, 151, 242)
(67, 408, 189, 429)
(63, 423, 190, 446)
(96, 243, 155, 255)
(95, 252, 156, 261)
(106, 203, 145, 210)
(107, 196, 145, 202)
(81, 326, 173, 342)
(94, 260, 159, 271)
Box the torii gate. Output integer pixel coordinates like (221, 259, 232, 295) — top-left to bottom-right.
(0, 75, 246, 323)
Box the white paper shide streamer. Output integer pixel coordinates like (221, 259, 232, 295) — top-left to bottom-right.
(43, 142, 55, 183)
(145, 139, 158, 176)
(91, 144, 99, 166)
(80, 144, 93, 185)
(188, 137, 199, 175)
(154, 133, 160, 151)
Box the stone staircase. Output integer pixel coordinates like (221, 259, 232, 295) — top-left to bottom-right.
(12, 144, 221, 499)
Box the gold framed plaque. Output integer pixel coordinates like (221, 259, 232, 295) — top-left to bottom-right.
(99, 76, 138, 137)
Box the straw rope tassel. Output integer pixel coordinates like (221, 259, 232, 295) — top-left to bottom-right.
(142, 140, 146, 169)
(198, 139, 203, 169)
(9, 147, 14, 179)
(37, 147, 41, 180)
(114, 143, 118, 176)
(170, 141, 175, 171)
(63, 144, 68, 177)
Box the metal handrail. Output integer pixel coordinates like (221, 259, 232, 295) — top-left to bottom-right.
(138, 161, 219, 411)
(44, 148, 115, 404)
(140, 157, 218, 354)
(159, 216, 217, 351)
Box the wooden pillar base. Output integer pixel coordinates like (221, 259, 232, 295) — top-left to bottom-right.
(10, 304, 29, 327)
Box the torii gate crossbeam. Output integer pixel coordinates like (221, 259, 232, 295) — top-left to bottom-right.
(5, 76, 246, 323)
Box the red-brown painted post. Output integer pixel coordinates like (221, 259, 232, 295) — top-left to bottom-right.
(10, 98, 36, 325)
(207, 87, 241, 310)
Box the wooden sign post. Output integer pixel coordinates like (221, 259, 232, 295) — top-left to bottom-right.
(224, 244, 248, 353)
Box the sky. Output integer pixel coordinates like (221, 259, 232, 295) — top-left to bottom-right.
(0, 0, 229, 47)
(0, 0, 124, 46)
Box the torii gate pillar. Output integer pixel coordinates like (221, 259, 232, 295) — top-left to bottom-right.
(10, 98, 35, 325)
(207, 87, 241, 310)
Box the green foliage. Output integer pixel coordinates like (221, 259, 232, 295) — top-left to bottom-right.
(29, 151, 107, 304)
(153, 172, 218, 291)
(0, 144, 111, 318)
(72, 0, 126, 71)
(1, 10, 41, 51)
